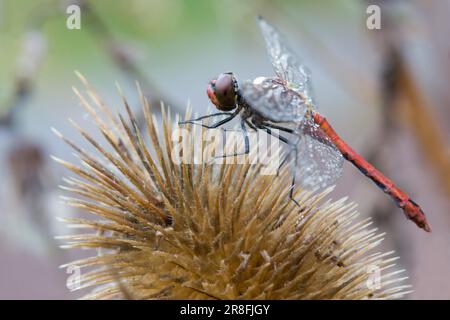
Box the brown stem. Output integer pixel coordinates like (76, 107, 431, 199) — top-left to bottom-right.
(79, 0, 181, 125)
(397, 58, 450, 197)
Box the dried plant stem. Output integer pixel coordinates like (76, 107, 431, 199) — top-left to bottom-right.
(396, 59, 450, 197)
(78, 0, 181, 122)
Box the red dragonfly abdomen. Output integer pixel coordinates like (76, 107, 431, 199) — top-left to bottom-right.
(312, 112, 431, 232)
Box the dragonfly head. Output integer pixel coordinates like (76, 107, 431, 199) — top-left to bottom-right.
(207, 72, 238, 111)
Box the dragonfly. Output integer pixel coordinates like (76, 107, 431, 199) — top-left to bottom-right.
(179, 16, 430, 232)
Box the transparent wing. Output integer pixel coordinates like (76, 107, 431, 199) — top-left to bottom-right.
(240, 77, 307, 122)
(294, 118, 344, 190)
(257, 16, 314, 104)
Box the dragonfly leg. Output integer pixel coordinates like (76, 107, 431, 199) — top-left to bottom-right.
(178, 112, 233, 125)
(277, 152, 291, 176)
(245, 119, 258, 131)
(258, 122, 301, 176)
(219, 119, 257, 133)
(258, 128, 290, 174)
(179, 111, 238, 129)
(213, 118, 250, 159)
(289, 142, 300, 206)
(259, 122, 296, 134)
(257, 124, 301, 207)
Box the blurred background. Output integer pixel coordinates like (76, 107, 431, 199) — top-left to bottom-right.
(1, 0, 450, 299)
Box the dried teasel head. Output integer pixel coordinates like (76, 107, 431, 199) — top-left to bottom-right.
(54, 75, 411, 300)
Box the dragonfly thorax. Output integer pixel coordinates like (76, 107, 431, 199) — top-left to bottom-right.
(207, 72, 238, 111)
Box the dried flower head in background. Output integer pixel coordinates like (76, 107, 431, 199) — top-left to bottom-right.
(54, 75, 410, 299)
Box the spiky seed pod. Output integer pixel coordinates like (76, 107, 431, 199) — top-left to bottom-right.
(55, 75, 410, 300)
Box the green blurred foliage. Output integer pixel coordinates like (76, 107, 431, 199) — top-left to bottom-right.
(0, 0, 361, 112)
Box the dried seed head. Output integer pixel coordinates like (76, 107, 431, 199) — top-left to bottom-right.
(55, 75, 410, 300)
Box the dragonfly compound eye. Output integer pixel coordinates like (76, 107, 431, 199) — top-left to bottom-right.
(207, 73, 237, 111)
